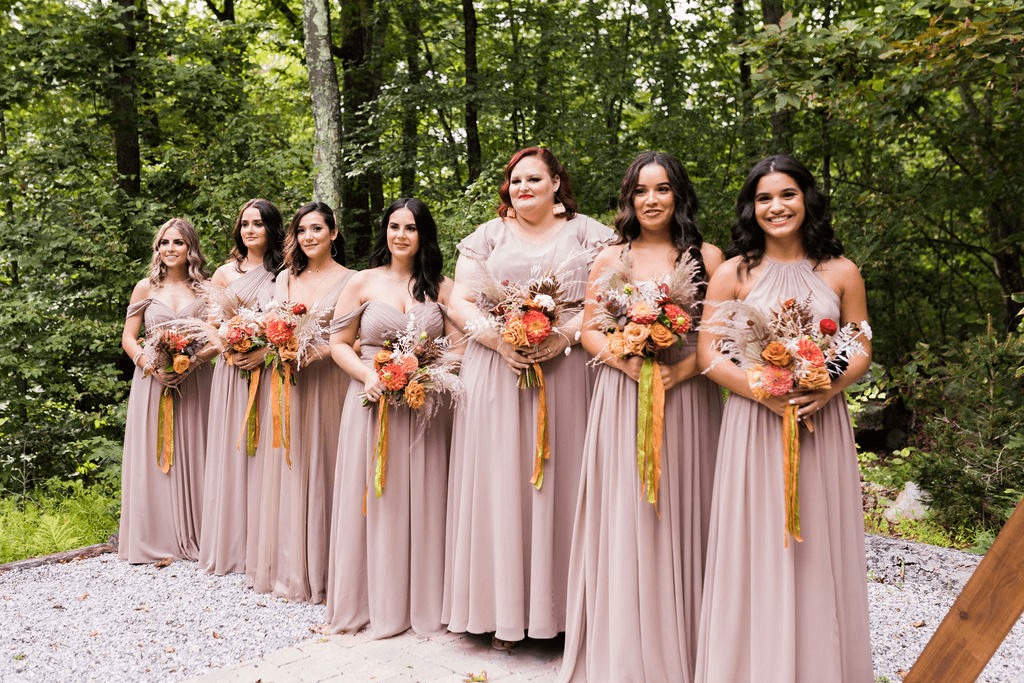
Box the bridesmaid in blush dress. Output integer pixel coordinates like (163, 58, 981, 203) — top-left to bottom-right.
(248, 202, 354, 604)
(326, 198, 460, 638)
(559, 152, 724, 683)
(199, 199, 285, 575)
(694, 155, 874, 682)
(119, 218, 215, 564)
(443, 147, 614, 650)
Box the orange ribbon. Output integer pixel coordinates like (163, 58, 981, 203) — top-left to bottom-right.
(270, 362, 293, 467)
(236, 367, 261, 457)
(782, 404, 805, 546)
(636, 358, 665, 515)
(529, 363, 550, 490)
(156, 389, 174, 473)
(364, 396, 389, 515)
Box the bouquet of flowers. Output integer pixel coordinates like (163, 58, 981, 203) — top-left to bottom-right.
(466, 262, 584, 490)
(143, 322, 212, 473)
(701, 296, 871, 543)
(212, 305, 269, 456)
(259, 299, 329, 466)
(589, 251, 703, 511)
(362, 314, 463, 511)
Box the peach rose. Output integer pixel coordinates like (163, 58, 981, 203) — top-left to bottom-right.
(761, 341, 792, 367)
(798, 365, 831, 391)
(172, 354, 191, 374)
(501, 317, 529, 348)
(746, 365, 769, 401)
(606, 330, 628, 358)
(623, 322, 651, 356)
(233, 337, 252, 353)
(278, 336, 299, 362)
(627, 301, 659, 325)
(649, 322, 676, 349)
(373, 349, 393, 370)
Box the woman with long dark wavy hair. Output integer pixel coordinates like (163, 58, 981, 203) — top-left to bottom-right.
(248, 201, 355, 604)
(695, 155, 873, 682)
(443, 147, 615, 650)
(119, 217, 215, 563)
(559, 152, 724, 682)
(325, 197, 460, 638)
(199, 198, 286, 575)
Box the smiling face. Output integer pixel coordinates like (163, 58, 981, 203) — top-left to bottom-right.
(754, 172, 806, 241)
(295, 210, 336, 262)
(632, 163, 675, 233)
(239, 206, 268, 253)
(508, 155, 560, 217)
(386, 207, 420, 260)
(157, 226, 188, 269)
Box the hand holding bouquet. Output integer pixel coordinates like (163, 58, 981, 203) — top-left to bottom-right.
(589, 251, 703, 512)
(701, 295, 871, 543)
(362, 315, 463, 510)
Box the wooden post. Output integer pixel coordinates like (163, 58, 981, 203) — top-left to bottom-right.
(904, 498, 1024, 682)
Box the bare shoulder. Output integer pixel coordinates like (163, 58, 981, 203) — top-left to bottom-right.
(130, 278, 152, 303)
(818, 256, 864, 291)
(592, 243, 625, 270)
(700, 242, 725, 276)
(705, 255, 743, 301)
(438, 276, 455, 304)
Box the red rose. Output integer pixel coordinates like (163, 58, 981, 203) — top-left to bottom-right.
(292, 303, 307, 316)
(819, 319, 838, 336)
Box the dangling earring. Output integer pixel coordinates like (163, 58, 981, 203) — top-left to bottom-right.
(552, 202, 566, 217)
(331, 241, 338, 259)
(506, 207, 517, 219)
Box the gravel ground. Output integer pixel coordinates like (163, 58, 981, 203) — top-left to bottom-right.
(0, 534, 1022, 682)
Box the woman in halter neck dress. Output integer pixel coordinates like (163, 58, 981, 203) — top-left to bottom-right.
(326, 197, 460, 638)
(199, 199, 285, 575)
(695, 155, 874, 682)
(119, 217, 215, 563)
(247, 202, 354, 604)
(559, 152, 724, 683)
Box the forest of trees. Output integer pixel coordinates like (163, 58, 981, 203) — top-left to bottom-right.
(1, 0, 1022, 530)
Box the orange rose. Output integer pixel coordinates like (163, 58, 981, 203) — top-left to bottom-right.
(623, 322, 651, 356)
(172, 354, 191, 374)
(649, 322, 676, 349)
(373, 349, 393, 370)
(404, 381, 426, 410)
(798, 365, 831, 391)
(606, 330, 628, 358)
(501, 317, 529, 348)
(761, 341, 792, 367)
(279, 336, 299, 362)
(233, 337, 252, 353)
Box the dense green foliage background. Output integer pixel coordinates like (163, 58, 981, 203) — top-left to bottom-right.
(1, 0, 1022, 536)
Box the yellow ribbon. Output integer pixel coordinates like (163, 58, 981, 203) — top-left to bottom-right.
(636, 358, 665, 515)
(236, 367, 261, 457)
(156, 388, 174, 474)
(529, 363, 550, 490)
(782, 404, 805, 546)
(364, 396, 389, 515)
(270, 361, 293, 467)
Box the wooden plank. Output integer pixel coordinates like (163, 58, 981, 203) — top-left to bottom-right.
(0, 539, 116, 575)
(904, 498, 1024, 682)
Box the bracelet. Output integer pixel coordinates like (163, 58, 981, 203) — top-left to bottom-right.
(132, 351, 145, 367)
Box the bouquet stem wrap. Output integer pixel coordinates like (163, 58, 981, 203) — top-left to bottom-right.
(529, 363, 550, 490)
(156, 388, 175, 473)
(782, 403, 804, 546)
(271, 362, 293, 467)
(636, 358, 664, 513)
(364, 396, 390, 515)
(236, 367, 261, 457)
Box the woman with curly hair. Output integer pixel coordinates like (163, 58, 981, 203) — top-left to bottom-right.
(119, 217, 215, 563)
(560, 151, 724, 682)
(200, 198, 286, 575)
(248, 201, 354, 604)
(695, 155, 873, 682)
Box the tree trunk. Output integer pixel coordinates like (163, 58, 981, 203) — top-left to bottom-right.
(110, 0, 141, 197)
(761, 0, 792, 153)
(339, 0, 377, 265)
(203, 0, 234, 22)
(463, 0, 481, 183)
(302, 0, 345, 261)
(399, 2, 422, 196)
